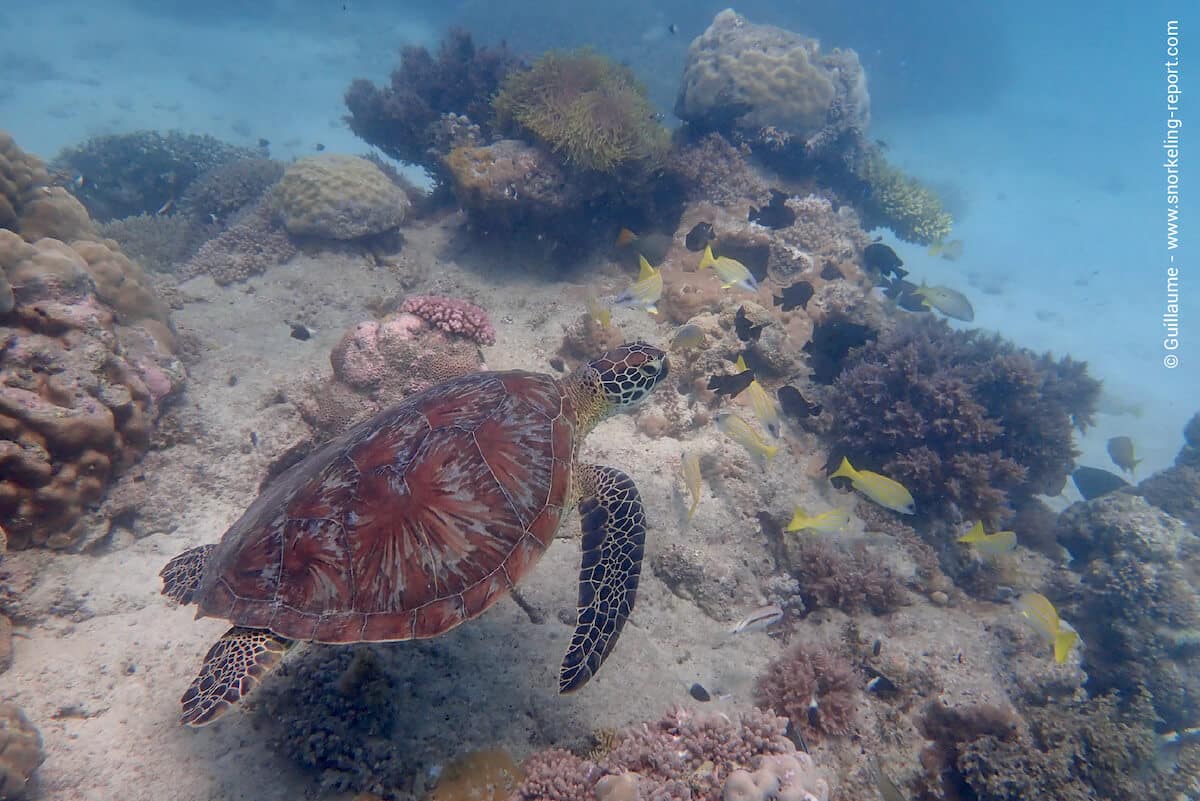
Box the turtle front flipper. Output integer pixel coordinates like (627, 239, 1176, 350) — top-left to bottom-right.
(181, 626, 291, 726)
(559, 464, 647, 693)
(160, 544, 216, 604)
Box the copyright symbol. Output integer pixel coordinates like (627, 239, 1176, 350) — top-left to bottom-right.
(1165, 353, 1179, 369)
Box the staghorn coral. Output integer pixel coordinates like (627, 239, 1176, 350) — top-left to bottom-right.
(0, 229, 184, 550)
(823, 315, 1099, 525)
(516, 707, 807, 801)
(494, 49, 669, 175)
(754, 643, 858, 740)
(178, 195, 296, 284)
(399, 294, 496, 346)
(785, 536, 907, 614)
(275, 154, 409, 240)
(297, 311, 483, 437)
(1054, 492, 1200, 729)
(0, 702, 43, 801)
(856, 151, 952, 245)
(675, 10, 869, 150)
(344, 28, 518, 174)
(52, 130, 256, 222)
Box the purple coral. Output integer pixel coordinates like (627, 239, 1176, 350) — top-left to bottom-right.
(399, 294, 496, 346)
(754, 643, 859, 740)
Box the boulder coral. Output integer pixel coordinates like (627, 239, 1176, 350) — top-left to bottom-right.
(0, 232, 184, 549)
(675, 10, 869, 149)
(297, 310, 484, 436)
(0, 702, 43, 801)
(275, 154, 409, 240)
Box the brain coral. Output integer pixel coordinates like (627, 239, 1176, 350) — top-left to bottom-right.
(275, 154, 409, 240)
(675, 10, 870, 143)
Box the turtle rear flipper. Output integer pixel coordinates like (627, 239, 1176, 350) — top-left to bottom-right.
(559, 464, 646, 693)
(181, 626, 291, 726)
(160, 544, 215, 604)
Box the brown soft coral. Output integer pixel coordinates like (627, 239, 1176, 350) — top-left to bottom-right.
(787, 536, 907, 614)
(754, 643, 859, 739)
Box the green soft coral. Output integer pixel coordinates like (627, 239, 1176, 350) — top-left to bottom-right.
(493, 49, 669, 174)
(859, 151, 953, 245)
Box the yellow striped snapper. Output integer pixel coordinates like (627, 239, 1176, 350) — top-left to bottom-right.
(786, 506, 851, 534)
(716, 412, 779, 464)
(957, 521, 1017, 554)
(735, 356, 781, 437)
(613, 254, 663, 315)
(1017, 591, 1079, 664)
(585, 291, 612, 328)
(699, 245, 757, 292)
(728, 604, 784, 634)
(830, 457, 915, 515)
(681, 450, 702, 521)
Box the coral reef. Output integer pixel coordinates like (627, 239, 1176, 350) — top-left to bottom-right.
(99, 212, 211, 274)
(722, 753, 829, 801)
(667, 134, 772, 207)
(856, 151, 953, 245)
(52, 130, 256, 222)
(426, 749, 522, 801)
(1140, 411, 1200, 531)
(784, 536, 907, 614)
(494, 49, 669, 175)
(2, 131, 99, 245)
(0, 702, 43, 801)
(0, 229, 184, 549)
(515, 707, 814, 801)
(177, 156, 284, 224)
(177, 196, 296, 284)
(823, 315, 1100, 525)
(275, 154, 409, 240)
(1054, 492, 1200, 728)
(297, 309, 484, 436)
(753, 643, 859, 740)
(675, 10, 869, 152)
(344, 28, 517, 175)
(399, 294, 496, 346)
(1, 131, 48, 234)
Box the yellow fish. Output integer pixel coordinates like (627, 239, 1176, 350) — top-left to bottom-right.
(830, 457, 916, 515)
(716, 412, 778, 464)
(585, 291, 612, 328)
(786, 506, 851, 534)
(613, 254, 663, 315)
(1017, 591, 1080, 664)
(670, 323, 706, 351)
(699, 245, 757, 292)
(957, 521, 1017, 554)
(928, 239, 965, 261)
(681, 450, 702, 521)
(735, 356, 780, 437)
(913, 282, 974, 322)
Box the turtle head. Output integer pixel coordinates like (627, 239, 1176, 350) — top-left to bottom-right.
(588, 342, 669, 410)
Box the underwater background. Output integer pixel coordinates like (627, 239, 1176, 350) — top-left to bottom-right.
(1, 1, 1197, 799)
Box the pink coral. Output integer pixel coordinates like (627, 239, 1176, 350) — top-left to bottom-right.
(299, 311, 484, 436)
(399, 294, 496, 346)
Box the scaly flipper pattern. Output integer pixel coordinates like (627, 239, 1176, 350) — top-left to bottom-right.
(159, 544, 215, 604)
(559, 463, 646, 693)
(180, 626, 291, 726)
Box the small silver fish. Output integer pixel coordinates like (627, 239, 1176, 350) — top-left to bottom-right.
(728, 604, 784, 634)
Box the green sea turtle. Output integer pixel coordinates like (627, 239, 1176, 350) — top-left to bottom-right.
(160, 343, 668, 726)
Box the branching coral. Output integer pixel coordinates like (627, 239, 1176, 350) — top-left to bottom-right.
(515, 707, 806, 801)
(399, 294, 496, 346)
(823, 315, 1100, 524)
(177, 196, 296, 284)
(52, 130, 255, 222)
(754, 643, 858, 740)
(493, 49, 669, 175)
(856, 151, 952, 245)
(786, 536, 907, 614)
(344, 28, 517, 172)
(177, 157, 283, 224)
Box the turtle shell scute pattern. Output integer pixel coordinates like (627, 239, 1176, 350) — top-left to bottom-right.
(196, 371, 577, 643)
